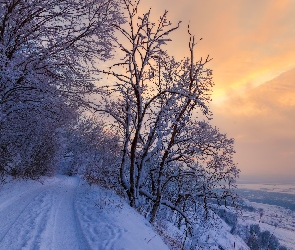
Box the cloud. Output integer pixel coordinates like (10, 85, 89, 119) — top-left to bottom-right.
(211, 68, 295, 181)
(142, 0, 295, 97)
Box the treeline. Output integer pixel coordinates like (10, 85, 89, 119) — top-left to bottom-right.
(0, 0, 123, 179)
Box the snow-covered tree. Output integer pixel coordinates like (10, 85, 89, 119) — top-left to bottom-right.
(233, 223, 287, 250)
(96, 0, 240, 246)
(64, 116, 121, 191)
(0, 96, 75, 178)
(0, 0, 124, 178)
(0, 0, 123, 120)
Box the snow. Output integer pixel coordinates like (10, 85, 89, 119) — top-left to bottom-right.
(0, 175, 168, 250)
(75, 180, 169, 250)
(240, 200, 295, 249)
(193, 218, 249, 250)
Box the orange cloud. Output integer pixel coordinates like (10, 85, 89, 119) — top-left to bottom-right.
(142, 0, 295, 100)
(211, 68, 295, 179)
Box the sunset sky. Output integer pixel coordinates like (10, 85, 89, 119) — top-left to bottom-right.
(141, 0, 295, 183)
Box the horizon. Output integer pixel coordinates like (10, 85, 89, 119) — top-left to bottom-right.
(237, 173, 295, 185)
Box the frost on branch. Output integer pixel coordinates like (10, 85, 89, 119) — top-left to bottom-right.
(95, 1, 240, 247)
(64, 116, 122, 195)
(0, 0, 124, 118)
(0, 0, 124, 178)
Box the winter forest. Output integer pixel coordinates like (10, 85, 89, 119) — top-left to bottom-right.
(0, 0, 291, 249)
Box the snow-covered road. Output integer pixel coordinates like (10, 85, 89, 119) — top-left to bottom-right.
(0, 176, 88, 249)
(0, 175, 168, 250)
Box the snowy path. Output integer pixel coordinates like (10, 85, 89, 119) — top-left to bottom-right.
(0, 176, 88, 250)
(0, 175, 168, 250)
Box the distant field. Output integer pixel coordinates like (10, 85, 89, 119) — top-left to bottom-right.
(236, 185, 295, 249)
(237, 188, 295, 211)
(237, 183, 295, 195)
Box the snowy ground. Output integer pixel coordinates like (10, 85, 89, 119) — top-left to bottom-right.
(0, 175, 168, 250)
(236, 183, 295, 249)
(241, 200, 295, 250)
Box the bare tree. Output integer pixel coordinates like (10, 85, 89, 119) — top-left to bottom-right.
(96, 1, 240, 241)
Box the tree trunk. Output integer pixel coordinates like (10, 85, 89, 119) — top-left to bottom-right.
(149, 195, 161, 223)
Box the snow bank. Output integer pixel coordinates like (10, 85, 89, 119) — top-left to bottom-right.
(75, 181, 169, 250)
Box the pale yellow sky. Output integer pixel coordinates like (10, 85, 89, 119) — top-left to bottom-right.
(142, 0, 295, 99)
(139, 0, 295, 182)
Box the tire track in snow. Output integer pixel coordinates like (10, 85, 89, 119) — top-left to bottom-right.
(0, 188, 54, 249)
(0, 185, 47, 244)
(50, 177, 90, 250)
(0, 176, 90, 250)
(0, 177, 59, 213)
